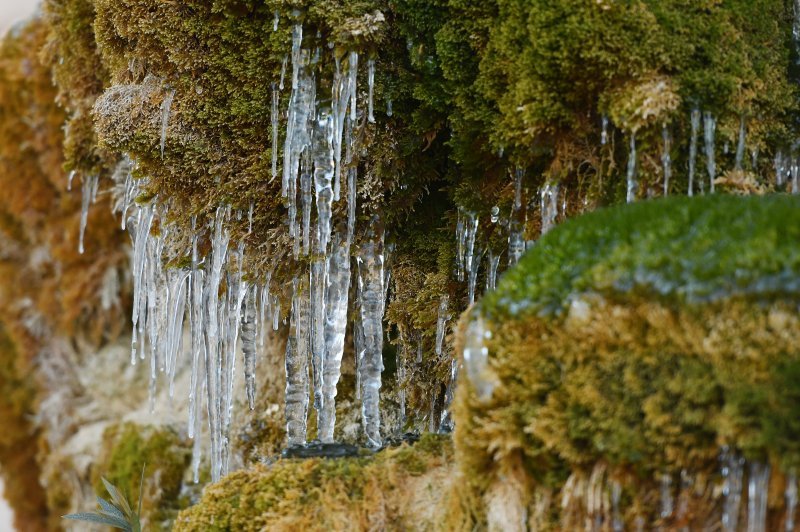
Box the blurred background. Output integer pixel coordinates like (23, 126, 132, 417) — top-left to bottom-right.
(0, 1, 39, 529)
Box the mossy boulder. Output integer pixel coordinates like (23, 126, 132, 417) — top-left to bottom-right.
(174, 434, 457, 531)
(456, 195, 800, 529)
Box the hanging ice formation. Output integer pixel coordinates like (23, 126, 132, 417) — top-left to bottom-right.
(735, 116, 746, 171)
(541, 182, 559, 235)
(662, 125, 672, 196)
(357, 220, 386, 448)
(601, 115, 609, 146)
(704, 112, 717, 193)
(688, 108, 700, 196)
(508, 168, 526, 267)
(747, 462, 770, 532)
(78, 173, 99, 254)
(160, 88, 175, 158)
(721, 448, 745, 532)
(626, 134, 637, 203)
(787, 473, 798, 532)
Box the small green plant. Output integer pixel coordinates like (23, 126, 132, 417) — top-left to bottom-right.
(63, 468, 144, 531)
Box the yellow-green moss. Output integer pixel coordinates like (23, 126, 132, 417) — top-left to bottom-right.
(174, 434, 457, 531)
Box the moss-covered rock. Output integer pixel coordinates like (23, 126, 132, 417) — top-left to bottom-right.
(456, 195, 800, 529)
(174, 434, 457, 531)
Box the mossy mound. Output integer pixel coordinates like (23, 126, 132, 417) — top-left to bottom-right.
(456, 195, 800, 529)
(174, 434, 457, 531)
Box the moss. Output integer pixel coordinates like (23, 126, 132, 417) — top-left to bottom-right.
(174, 434, 457, 531)
(482, 195, 800, 320)
(456, 195, 800, 528)
(92, 423, 191, 530)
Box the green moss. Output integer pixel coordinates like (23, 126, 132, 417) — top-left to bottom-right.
(482, 195, 800, 320)
(92, 423, 191, 530)
(174, 434, 456, 531)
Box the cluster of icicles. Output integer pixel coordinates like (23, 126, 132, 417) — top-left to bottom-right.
(549, 454, 797, 531)
(73, 21, 398, 483)
(614, 110, 800, 203)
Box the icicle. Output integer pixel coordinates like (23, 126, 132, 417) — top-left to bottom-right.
(689, 108, 700, 196)
(455, 212, 466, 280)
(273, 9, 279, 31)
(386, 99, 393, 117)
(331, 54, 349, 202)
(241, 285, 257, 410)
(271, 83, 279, 181)
(357, 221, 385, 448)
(397, 340, 406, 430)
(721, 448, 745, 532)
(434, 295, 449, 357)
(78, 173, 100, 254)
(290, 25, 303, 89)
(467, 244, 482, 305)
(793, 153, 800, 195)
(165, 268, 189, 398)
(348, 51, 359, 122)
(272, 294, 280, 331)
(204, 207, 230, 481)
(347, 167, 357, 246)
(318, 231, 351, 443)
(353, 282, 365, 402)
(747, 462, 770, 532)
(187, 221, 204, 438)
(279, 55, 287, 91)
(611, 480, 623, 532)
(300, 151, 312, 255)
(490, 206, 499, 223)
(285, 275, 310, 447)
(660, 472, 674, 520)
(463, 315, 494, 400)
(541, 182, 559, 235)
(776, 150, 787, 188)
(131, 203, 155, 362)
(508, 223, 524, 267)
(626, 134, 637, 203)
(485, 252, 500, 292)
(310, 254, 326, 414)
(160, 88, 176, 158)
(314, 108, 335, 254)
(735, 116, 746, 171)
(601, 115, 609, 146)
(367, 58, 376, 124)
(67, 170, 76, 191)
(751, 148, 759, 171)
(662, 125, 672, 196)
(464, 213, 479, 292)
(514, 167, 524, 210)
(190, 377, 204, 483)
(787, 473, 798, 532)
(704, 112, 716, 193)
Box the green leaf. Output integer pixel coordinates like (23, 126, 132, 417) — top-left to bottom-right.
(102, 477, 133, 518)
(63, 512, 131, 531)
(97, 496, 127, 522)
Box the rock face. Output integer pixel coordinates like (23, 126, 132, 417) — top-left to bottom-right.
(456, 195, 800, 530)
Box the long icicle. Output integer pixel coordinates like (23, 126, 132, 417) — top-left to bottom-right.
(357, 219, 385, 448)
